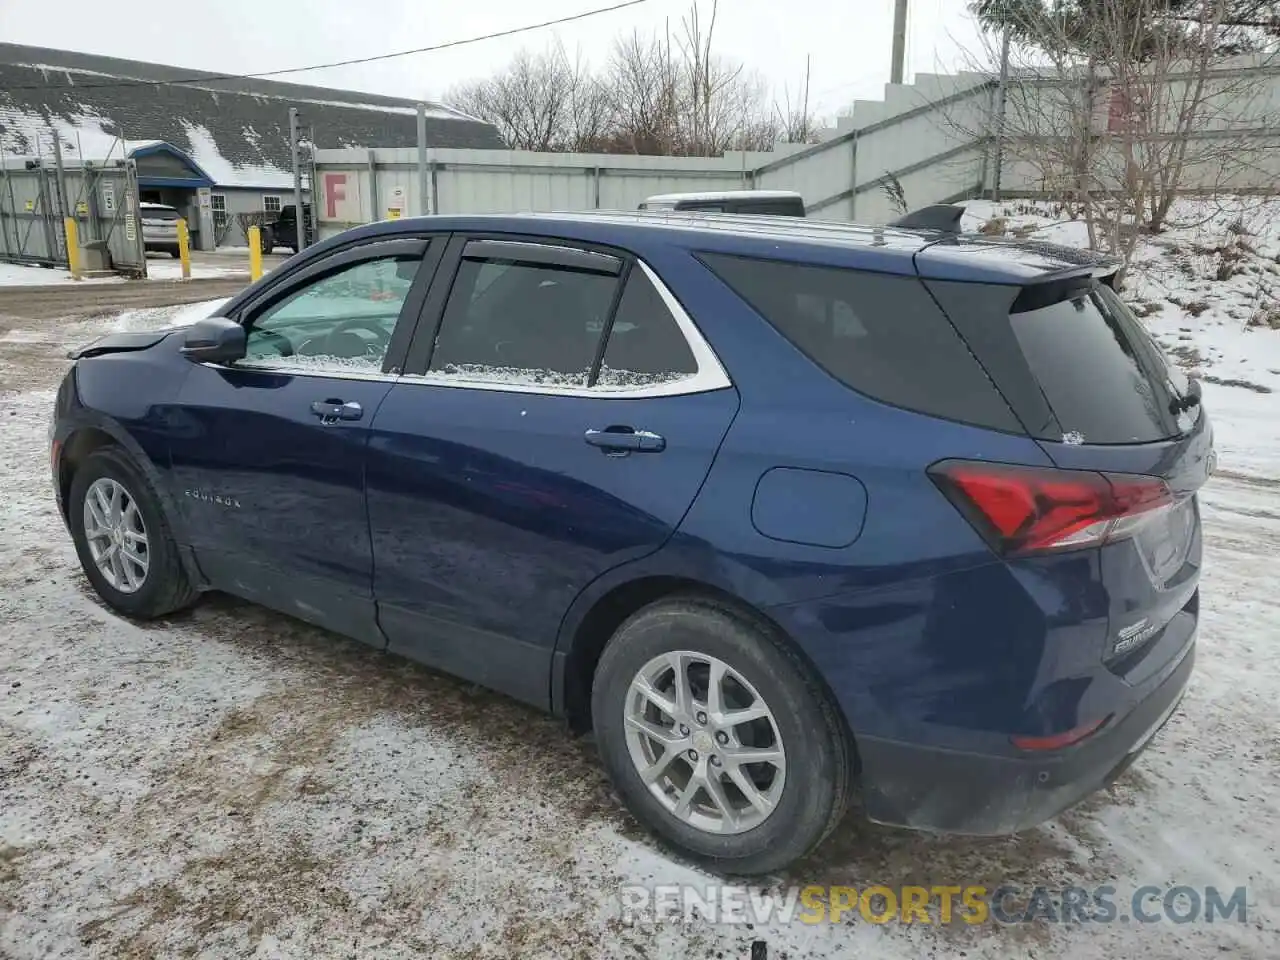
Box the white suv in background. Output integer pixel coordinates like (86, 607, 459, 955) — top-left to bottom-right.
(140, 202, 181, 258)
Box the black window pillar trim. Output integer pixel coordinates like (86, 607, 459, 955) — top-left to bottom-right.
(587, 260, 634, 387)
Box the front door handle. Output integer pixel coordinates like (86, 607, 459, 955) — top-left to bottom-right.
(310, 399, 363, 423)
(584, 427, 666, 454)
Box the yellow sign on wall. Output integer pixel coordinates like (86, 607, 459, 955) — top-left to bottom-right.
(76, 200, 88, 215)
(386, 208, 402, 219)
(24, 200, 34, 212)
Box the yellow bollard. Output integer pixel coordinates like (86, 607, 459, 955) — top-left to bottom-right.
(247, 225, 263, 282)
(64, 217, 82, 280)
(176, 218, 192, 280)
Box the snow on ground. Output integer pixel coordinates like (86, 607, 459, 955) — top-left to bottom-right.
(0, 259, 253, 287)
(2, 214, 1279, 958)
(963, 196, 1280, 400)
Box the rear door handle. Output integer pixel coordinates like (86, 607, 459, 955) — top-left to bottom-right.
(584, 427, 666, 454)
(310, 399, 363, 422)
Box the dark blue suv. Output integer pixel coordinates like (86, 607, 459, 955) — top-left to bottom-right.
(51, 211, 1211, 875)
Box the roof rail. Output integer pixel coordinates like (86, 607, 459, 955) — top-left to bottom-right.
(888, 204, 966, 234)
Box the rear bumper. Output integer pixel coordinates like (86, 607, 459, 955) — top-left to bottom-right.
(855, 638, 1194, 835)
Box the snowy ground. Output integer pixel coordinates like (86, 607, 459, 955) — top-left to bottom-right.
(0, 253, 281, 287)
(2, 215, 1279, 958)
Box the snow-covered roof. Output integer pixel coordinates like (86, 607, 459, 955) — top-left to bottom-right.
(0, 42, 504, 189)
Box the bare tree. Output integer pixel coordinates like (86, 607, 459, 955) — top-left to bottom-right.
(445, 42, 611, 152)
(949, 0, 1280, 279)
(600, 29, 681, 154)
(448, 1, 810, 157)
(775, 57, 820, 145)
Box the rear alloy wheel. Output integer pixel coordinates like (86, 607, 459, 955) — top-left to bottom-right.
(624, 651, 786, 835)
(592, 598, 852, 875)
(68, 447, 198, 619)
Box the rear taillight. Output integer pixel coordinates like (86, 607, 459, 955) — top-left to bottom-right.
(929, 460, 1176, 556)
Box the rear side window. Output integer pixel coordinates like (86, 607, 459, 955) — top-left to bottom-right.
(699, 253, 1020, 432)
(431, 256, 617, 384)
(598, 269, 698, 387)
(928, 279, 1192, 444)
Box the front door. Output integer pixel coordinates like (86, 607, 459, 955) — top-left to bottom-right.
(168, 237, 439, 644)
(366, 237, 740, 706)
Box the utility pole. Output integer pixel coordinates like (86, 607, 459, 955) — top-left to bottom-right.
(288, 106, 306, 249)
(416, 103, 429, 216)
(992, 25, 1012, 202)
(890, 0, 909, 84)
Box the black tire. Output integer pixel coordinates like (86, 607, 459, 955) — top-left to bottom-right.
(68, 447, 198, 619)
(591, 597, 852, 875)
(168, 246, 181, 259)
(259, 228, 274, 256)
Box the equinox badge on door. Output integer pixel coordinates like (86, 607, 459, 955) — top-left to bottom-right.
(184, 489, 242, 509)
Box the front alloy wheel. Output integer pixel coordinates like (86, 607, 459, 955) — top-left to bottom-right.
(82, 476, 149, 593)
(68, 446, 198, 619)
(624, 651, 786, 835)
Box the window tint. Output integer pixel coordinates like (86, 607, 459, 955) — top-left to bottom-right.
(1006, 284, 1189, 443)
(597, 269, 699, 388)
(429, 255, 618, 386)
(241, 255, 420, 373)
(737, 199, 804, 217)
(700, 253, 1020, 431)
(927, 279, 1193, 444)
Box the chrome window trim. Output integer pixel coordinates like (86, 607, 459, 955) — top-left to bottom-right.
(216, 257, 733, 399)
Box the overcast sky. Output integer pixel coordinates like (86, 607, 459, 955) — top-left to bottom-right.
(0, 0, 988, 118)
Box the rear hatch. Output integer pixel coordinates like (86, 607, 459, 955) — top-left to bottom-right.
(925, 269, 1212, 678)
(141, 205, 180, 241)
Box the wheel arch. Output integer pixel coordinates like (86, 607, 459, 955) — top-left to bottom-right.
(56, 418, 206, 588)
(555, 572, 857, 773)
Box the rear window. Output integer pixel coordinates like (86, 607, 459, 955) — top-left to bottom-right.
(699, 253, 1021, 432)
(927, 279, 1192, 445)
(734, 199, 805, 216)
(141, 207, 179, 220)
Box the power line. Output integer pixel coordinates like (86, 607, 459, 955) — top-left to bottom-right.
(6, 0, 650, 93)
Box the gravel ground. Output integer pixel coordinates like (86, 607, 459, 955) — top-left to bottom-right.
(1, 295, 1277, 959)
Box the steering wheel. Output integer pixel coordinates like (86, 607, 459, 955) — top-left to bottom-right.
(324, 317, 391, 356)
(252, 328, 294, 357)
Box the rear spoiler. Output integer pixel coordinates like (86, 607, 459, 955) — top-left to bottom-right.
(888, 204, 965, 234)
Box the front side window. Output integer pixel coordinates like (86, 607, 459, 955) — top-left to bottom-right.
(240, 255, 420, 374)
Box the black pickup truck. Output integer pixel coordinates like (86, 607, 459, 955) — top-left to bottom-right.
(261, 204, 314, 254)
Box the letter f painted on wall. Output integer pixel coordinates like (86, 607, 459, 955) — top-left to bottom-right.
(324, 173, 347, 219)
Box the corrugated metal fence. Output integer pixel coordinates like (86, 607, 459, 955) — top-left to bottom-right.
(0, 153, 146, 275)
(312, 72, 997, 240)
(313, 60, 1280, 240)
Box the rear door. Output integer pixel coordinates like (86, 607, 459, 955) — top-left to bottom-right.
(366, 236, 739, 706)
(141, 205, 179, 245)
(926, 276, 1213, 676)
